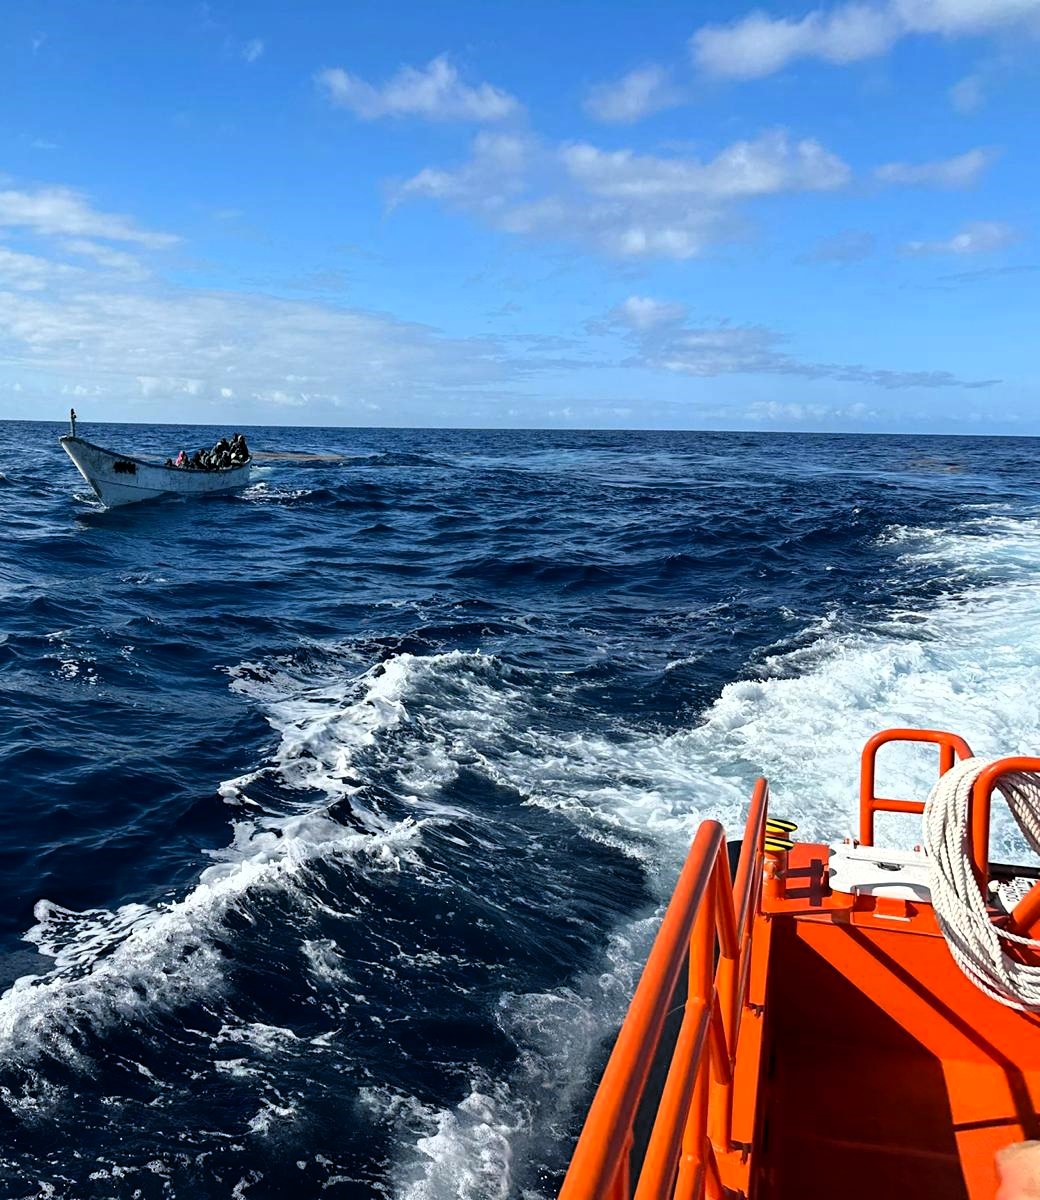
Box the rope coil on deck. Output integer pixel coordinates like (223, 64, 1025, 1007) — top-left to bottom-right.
(923, 757, 1040, 1012)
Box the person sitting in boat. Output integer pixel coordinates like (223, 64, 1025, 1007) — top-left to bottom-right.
(174, 450, 188, 468)
(229, 433, 249, 464)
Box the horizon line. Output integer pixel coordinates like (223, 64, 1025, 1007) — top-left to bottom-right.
(2, 416, 1037, 441)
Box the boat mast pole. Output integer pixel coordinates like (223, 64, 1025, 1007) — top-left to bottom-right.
(69, 408, 77, 437)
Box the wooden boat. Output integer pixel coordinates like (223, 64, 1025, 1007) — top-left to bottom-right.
(60, 435, 251, 508)
(558, 728, 1040, 1200)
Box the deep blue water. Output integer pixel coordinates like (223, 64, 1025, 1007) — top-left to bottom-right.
(2, 420, 1040, 1198)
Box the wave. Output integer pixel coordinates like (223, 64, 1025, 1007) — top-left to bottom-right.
(0, 651, 448, 1075)
(345, 451, 445, 469)
(5, 508, 1040, 1195)
(378, 512, 1040, 1198)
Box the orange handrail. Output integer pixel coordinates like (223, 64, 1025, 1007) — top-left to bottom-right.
(560, 731, 1040, 1200)
(859, 728, 973, 845)
(558, 779, 769, 1200)
(968, 756, 1040, 904)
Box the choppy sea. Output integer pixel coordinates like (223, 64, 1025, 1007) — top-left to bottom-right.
(1, 420, 1038, 1198)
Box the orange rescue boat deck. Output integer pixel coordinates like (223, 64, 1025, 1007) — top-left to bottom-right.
(557, 729, 1040, 1200)
(757, 842, 1040, 1199)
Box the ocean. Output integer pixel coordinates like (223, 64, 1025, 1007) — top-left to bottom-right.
(1, 419, 1038, 1199)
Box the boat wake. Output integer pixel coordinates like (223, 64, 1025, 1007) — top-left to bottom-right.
(371, 510, 1040, 1198)
(3, 500, 1040, 1196)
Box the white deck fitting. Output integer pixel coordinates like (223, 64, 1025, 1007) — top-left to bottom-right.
(828, 842, 933, 903)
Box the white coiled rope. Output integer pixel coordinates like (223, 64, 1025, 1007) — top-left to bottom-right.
(923, 756, 1040, 1011)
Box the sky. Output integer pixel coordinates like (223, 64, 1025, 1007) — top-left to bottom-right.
(1, 0, 1038, 433)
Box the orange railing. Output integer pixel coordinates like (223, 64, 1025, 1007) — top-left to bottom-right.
(560, 730, 1040, 1199)
(970, 756, 1040, 929)
(860, 731, 1040, 930)
(558, 780, 770, 1200)
(858, 727, 973, 846)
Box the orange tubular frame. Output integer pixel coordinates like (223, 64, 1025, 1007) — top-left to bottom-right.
(557, 779, 769, 1200)
(970, 757, 1040, 932)
(861, 732, 1040, 912)
(559, 729, 1040, 1200)
(859, 728, 973, 846)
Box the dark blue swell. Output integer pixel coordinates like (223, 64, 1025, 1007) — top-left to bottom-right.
(0, 420, 1035, 1198)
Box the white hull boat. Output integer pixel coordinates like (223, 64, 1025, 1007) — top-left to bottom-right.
(60, 436, 252, 508)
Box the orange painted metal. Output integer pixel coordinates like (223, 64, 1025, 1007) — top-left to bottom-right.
(557, 729, 1040, 1200)
(967, 756, 1040, 896)
(556, 820, 723, 1200)
(733, 780, 769, 933)
(759, 840, 1040, 1199)
(556, 779, 769, 1200)
(638, 894, 713, 1200)
(859, 727, 973, 846)
(1010, 886, 1040, 939)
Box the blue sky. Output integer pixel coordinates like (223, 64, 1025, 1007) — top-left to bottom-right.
(1, 0, 1037, 431)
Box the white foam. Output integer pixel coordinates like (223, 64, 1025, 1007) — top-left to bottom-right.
(225, 650, 517, 812)
(238, 480, 313, 504)
(302, 938, 369, 1009)
(359, 1081, 526, 1200)
(381, 512, 1040, 1197)
(0, 647, 495, 1084)
(215, 1022, 300, 1053)
(9, 510, 1040, 1192)
(398, 1087, 521, 1200)
(116, 518, 1038, 1195)
(0, 805, 426, 1071)
(247, 1097, 297, 1137)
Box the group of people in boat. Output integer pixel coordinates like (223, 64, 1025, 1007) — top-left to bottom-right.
(165, 433, 249, 472)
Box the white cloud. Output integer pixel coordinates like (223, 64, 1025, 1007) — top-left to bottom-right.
(583, 66, 682, 123)
(691, 1, 1040, 79)
(949, 74, 984, 112)
(60, 239, 149, 279)
(0, 186, 177, 248)
(902, 219, 1019, 255)
(692, 5, 900, 79)
(874, 146, 995, 187)
(316, 55, 520, 122)
(0, 213, 551, 422)
(395, 131, 533, 208)
(242, 38, 264, 63)
(397, 128, 850, 260)
(748, 399, 881, 425)
(894, 0, 1040, 35)
(607, 293, 993, 387)
(0, 246, 82, 291)
(507, 198, 731, 259)
(561, 130, 850, 198)
(0, 285, 516, 412)
(930, 263, 1039, 286)
(610, 296, 689, 330)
